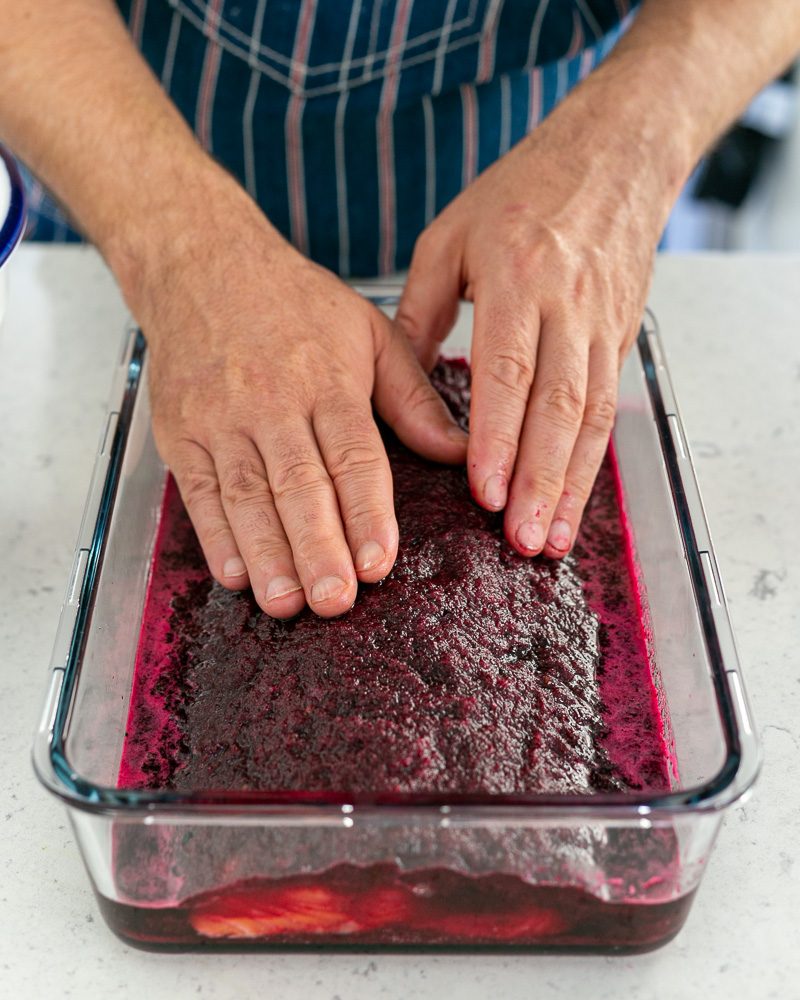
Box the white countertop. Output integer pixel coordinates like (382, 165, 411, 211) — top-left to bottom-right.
(1, 246, 798, 999)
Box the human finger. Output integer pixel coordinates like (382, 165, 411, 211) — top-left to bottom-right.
(504, 312, 590, 556)
(393, 224, 462, 372)
(541, 344, 619, 559)
(313, 394, 398, 584)
(373, 319, 468, 464)
(467, 282, 540, 514)
(214, 435, 306, 619)
(169, 440, 251, 591)
(256, 416, 358, 618)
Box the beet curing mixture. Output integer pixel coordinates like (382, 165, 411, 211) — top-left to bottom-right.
(118, 359, 670, 798)
(107, 359, 683, 951)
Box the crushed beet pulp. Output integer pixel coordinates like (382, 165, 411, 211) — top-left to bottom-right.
(110, 360, 683, 951)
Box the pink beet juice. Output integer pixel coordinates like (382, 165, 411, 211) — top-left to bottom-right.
(109, 360, 687, 951)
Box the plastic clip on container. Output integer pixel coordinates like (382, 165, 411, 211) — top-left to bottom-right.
(0, 146, 26, 326)
(33, 294, 760, 953)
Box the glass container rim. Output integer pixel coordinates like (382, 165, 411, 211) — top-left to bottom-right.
(32, 311, 761, 821)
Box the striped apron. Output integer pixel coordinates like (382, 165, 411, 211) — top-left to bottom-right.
(23, 0, 637, 277)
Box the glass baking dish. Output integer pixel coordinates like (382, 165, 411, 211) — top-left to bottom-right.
(33, 291, 760, 953)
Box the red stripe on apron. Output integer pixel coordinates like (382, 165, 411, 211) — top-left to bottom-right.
(528, 67, 543, 131)
(129, 0, 148, 48)
(566, 11, 584, 60)
(286, 0, 318, 255)
(461, 84, 478, 188)
(378, 0, 414, 275)
(196, 0, 225, 154)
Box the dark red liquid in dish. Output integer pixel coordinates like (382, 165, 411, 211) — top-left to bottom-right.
(99, 864, 695, 953)
(110, 359, 685, 951)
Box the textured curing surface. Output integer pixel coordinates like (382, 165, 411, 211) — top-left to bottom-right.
(113, 367, 678, 948)
(119, 360, 669, 798)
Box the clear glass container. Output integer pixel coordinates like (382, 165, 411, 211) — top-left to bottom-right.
(33, 296, 760, 952)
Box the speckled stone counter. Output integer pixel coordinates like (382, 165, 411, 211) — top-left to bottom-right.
(1, 246, 797, 999)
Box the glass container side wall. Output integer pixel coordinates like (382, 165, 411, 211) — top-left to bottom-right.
(69, 806, 723, 951)
(65, 374, 166, 787)
(615, 346, 727, 789)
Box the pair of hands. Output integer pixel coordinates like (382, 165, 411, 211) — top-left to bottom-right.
(141, 92, 665, 620)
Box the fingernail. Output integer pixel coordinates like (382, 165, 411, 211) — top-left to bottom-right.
(265, 575, 303, 603)
(516, 520, 545, 554)
(483, 474, 507, 510)
(223, 556, 247, 579)
(311, 575, 348, 604)
(355, 541, 386, 573)
(546, 518, 572, 552)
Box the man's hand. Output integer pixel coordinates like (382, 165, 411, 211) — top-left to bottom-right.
(394, 68, 676, 560)
(394, 0, 800, 560)
(140, 178, 466, 619)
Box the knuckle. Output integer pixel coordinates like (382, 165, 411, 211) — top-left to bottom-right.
(472, 413, 521, 464)
(220, 457, 268, 506)
(539, 374, 585, 426)
(481, 424, 520, 457)
(564, 464, 598, 499)
(483, 350, 535, 398)
(582, 391, 618, 434)
(270, 457, 327, 502)
(344, 499, 392, 533)
(295, 528, 340, 553)
(202, 521, 234, 548)
(328, 443, 384, 482)
(245, 538, 289, 570)
(522, 468, 564, 499)
(292, 535, 347, 579)
(179, 466, 219, 509)
(512, 224, 563, 272)
(571, 271, 589, 303)
(235, 502, 280, 538)
(514, 446, 569, 500)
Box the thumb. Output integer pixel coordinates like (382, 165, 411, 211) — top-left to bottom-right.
(394, 225, 462, 372)
(373, 319, 468, 465)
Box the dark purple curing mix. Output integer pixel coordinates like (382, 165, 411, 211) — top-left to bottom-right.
(111, 359, 681, 950)
(120, 360, 669, 796)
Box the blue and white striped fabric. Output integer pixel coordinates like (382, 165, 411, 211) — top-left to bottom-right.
(24, 0, 637, 276)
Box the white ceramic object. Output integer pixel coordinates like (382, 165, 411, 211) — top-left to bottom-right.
(0, 147, 26, 326)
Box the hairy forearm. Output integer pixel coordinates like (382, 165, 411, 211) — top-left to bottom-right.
(0, 0, 270, 300)
(579, 0, 800, 202)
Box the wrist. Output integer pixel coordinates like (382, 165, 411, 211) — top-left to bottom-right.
(566, 49, 698, 209)
(100, 150, 286, 322)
